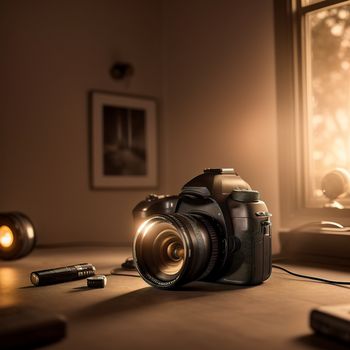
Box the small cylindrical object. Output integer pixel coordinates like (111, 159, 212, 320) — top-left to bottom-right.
(87, 275, 107, 288)
(30, 263, 96, 286)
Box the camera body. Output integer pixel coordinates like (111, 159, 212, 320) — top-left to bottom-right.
(133, 168, 272, 287)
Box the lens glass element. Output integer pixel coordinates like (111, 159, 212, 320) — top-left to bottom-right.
(136, 218, 187, 282)
(153, 228, 185, 275)
(0, 226, 14, 248)
(133, 214, 218, 288)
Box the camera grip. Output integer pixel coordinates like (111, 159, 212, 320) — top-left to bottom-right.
(222, 218, 272, 284)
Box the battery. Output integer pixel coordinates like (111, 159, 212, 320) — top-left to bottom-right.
(30, 263, 96, 286)
(87, 275, 107, 288)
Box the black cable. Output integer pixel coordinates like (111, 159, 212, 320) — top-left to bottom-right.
(114, 259, 350, 285)
(111, 264, 140, 278)
(111, 272, 141, 278)
(272, 264, 350, 285)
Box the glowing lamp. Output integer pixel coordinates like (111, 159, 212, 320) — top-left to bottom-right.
(0, 212, 36, 260)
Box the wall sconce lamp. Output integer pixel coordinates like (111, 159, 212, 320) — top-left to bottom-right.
(0, 212, 36, 260)
(110, 62, 134, 80)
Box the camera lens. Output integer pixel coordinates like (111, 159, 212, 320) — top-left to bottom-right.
(133, 214, 219, 289)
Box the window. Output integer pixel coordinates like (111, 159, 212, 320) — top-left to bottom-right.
(275, 0, 350, 227)
(302, 1, 350, 209)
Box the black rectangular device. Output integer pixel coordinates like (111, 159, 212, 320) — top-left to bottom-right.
(0, 305, 66, 349)
(310, 304, 350, 344)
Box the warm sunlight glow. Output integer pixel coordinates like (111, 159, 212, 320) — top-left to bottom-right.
(0, 226, 14, 248)
(305, 2, 350, 207)
(0, 267, 19, 307)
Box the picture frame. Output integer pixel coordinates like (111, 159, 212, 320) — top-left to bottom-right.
(90, 91, 157, 189)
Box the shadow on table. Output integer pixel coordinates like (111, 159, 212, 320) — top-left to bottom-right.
(295, 334, 348, 349)
(71, 281, 253, 321)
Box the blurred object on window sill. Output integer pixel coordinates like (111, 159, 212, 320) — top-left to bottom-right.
(288, 220, 350, 234)
(322, 168, 350, 209)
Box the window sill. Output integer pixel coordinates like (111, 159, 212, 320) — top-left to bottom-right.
(277, 230, 350, 266)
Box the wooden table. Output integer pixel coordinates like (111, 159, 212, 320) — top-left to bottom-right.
(1, 247, 349, 350)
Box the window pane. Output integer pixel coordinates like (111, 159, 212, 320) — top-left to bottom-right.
(304, 2, 350, 208)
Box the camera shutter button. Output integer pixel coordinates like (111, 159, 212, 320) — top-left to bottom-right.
(231, 189, 260, 202)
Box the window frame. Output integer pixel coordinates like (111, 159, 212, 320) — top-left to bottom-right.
(274, 0, 350, 229)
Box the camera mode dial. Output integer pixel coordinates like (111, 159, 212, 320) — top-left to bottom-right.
(146, 194, 159, 201)
(145, 194, 170, 201)
(204, 168, 236, 175)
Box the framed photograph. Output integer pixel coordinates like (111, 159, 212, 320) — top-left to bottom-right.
(90, 91, 157, 188)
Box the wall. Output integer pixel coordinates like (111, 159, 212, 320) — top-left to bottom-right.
(163, 0, 280, 252)
(0, 0, 280, 252)
(0, 0, 163, 244)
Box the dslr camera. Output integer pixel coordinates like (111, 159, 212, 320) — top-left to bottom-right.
(133, 168, 272, 289)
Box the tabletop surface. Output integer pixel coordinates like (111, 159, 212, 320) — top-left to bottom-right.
(1, 246, 349, 350)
